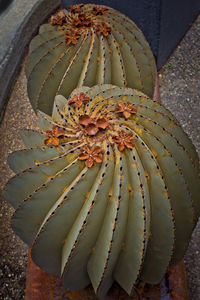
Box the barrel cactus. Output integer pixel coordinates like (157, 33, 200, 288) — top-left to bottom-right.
(25, 3, 156, 116)
(5, 84, 200, 298)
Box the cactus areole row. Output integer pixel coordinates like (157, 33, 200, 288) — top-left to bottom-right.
(5, 83, 200, 298)
(25, 3, 156, 116)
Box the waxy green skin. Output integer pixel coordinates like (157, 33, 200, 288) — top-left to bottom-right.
(25, 4, 156, 116)
(4, 85, 200, 298)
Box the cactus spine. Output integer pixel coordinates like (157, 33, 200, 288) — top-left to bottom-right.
(25, 4, 156, 115)
(5, 85, 200, 298)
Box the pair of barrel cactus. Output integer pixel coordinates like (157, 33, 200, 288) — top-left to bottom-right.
(4, 3, 200, 299)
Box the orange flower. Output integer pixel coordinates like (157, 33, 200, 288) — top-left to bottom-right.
(51, 11, 66, 26)
(96, 23, 111, 36)
(69, 4, 84, 13)
(79, 14, 93, 26)
(85, 124, 99, 136)
(79, 114, 92, 126)
(79, 92, 91, 103)
(115, 101, 137, 119)
(44, 126, 65, 146)
(68, 93, 90, 107)
(79, 114, 109, 136)
(72, 14, 93, 27)
(95, 117, 109, 129)
(93, 6, 108, 16)
(65, 30, 81, 45)
(112, 131, 135, 151)
(72, 17, 82, 27)
(79, 145, 103, 167)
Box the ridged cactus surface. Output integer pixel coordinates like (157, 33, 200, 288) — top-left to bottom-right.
(25, 4, 156, 115)
(5, 85, 200, 298)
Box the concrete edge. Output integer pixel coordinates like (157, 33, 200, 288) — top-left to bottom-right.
(0, 0, 61, 114)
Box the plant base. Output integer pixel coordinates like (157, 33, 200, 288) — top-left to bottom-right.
(25, 249, 188, 300)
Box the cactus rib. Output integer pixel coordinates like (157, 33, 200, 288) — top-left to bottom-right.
(5, 84, 200, 298)
(25, 4, 156, 115)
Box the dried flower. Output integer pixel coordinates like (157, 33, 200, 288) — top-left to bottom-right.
(51, 11, 66, 26)
(72, 14, 93, 27)
(65, 30, 81, 45)
(79, 114, 92, 126)
(79, 114, 109, 136)
(112, 131, 135, 151)
(68, 93, 90, 107)
(115, 101, 137, 119)
(44, 126, 65, 146)
(95, 117, 109, 129)
(93, 6, 108, 16)
(79, 145, 103, 167)
(96, 23, 111, 36)
(79, 92, 91, 103)
(85, 124, 99, 136)
(72, 17, 82, 27)
(69, 4, 84, 13)
(79, 14, 93, 27)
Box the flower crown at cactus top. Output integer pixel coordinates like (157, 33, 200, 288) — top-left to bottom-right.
(42, 87, 138, 167)
(25, 3, 156, 116)
(51, 5, 112, 40)
(5, 85, 200, 298)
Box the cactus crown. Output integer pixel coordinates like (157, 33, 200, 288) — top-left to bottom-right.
(51, 5, 112, 41)
(43, 86, 138, 162)
(25, 4, 156, 115)
(4, 85, 200, 298)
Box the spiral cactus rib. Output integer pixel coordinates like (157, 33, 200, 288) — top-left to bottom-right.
(25, 4, 156, 115)
(5, 85, 200, 298)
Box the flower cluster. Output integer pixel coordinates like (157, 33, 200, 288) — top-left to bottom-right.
(68, 92, 90, 107)
(50, 10, 66, 26)
(44, 126, 65, 146)
(72, 13, 93, 28)
(79, 115, 109, 136)
(51, 5, 111, 45)
(44, 93, 138, 167)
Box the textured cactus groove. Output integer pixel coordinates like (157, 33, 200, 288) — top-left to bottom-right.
(4, 84, 200, 299)
(25, 3, 156, 115)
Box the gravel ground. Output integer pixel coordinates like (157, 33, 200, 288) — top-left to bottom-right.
(0, 67, 38, 300)
(0, 15, 199, 300)
(159, 15, 200, 300)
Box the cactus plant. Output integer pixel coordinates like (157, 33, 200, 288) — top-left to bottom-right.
(25, 4, 156, 116)
(4, 84, 200, 298)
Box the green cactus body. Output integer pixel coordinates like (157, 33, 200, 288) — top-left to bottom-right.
(5, 85, 200, 298)
(25, 4, 156, 115)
